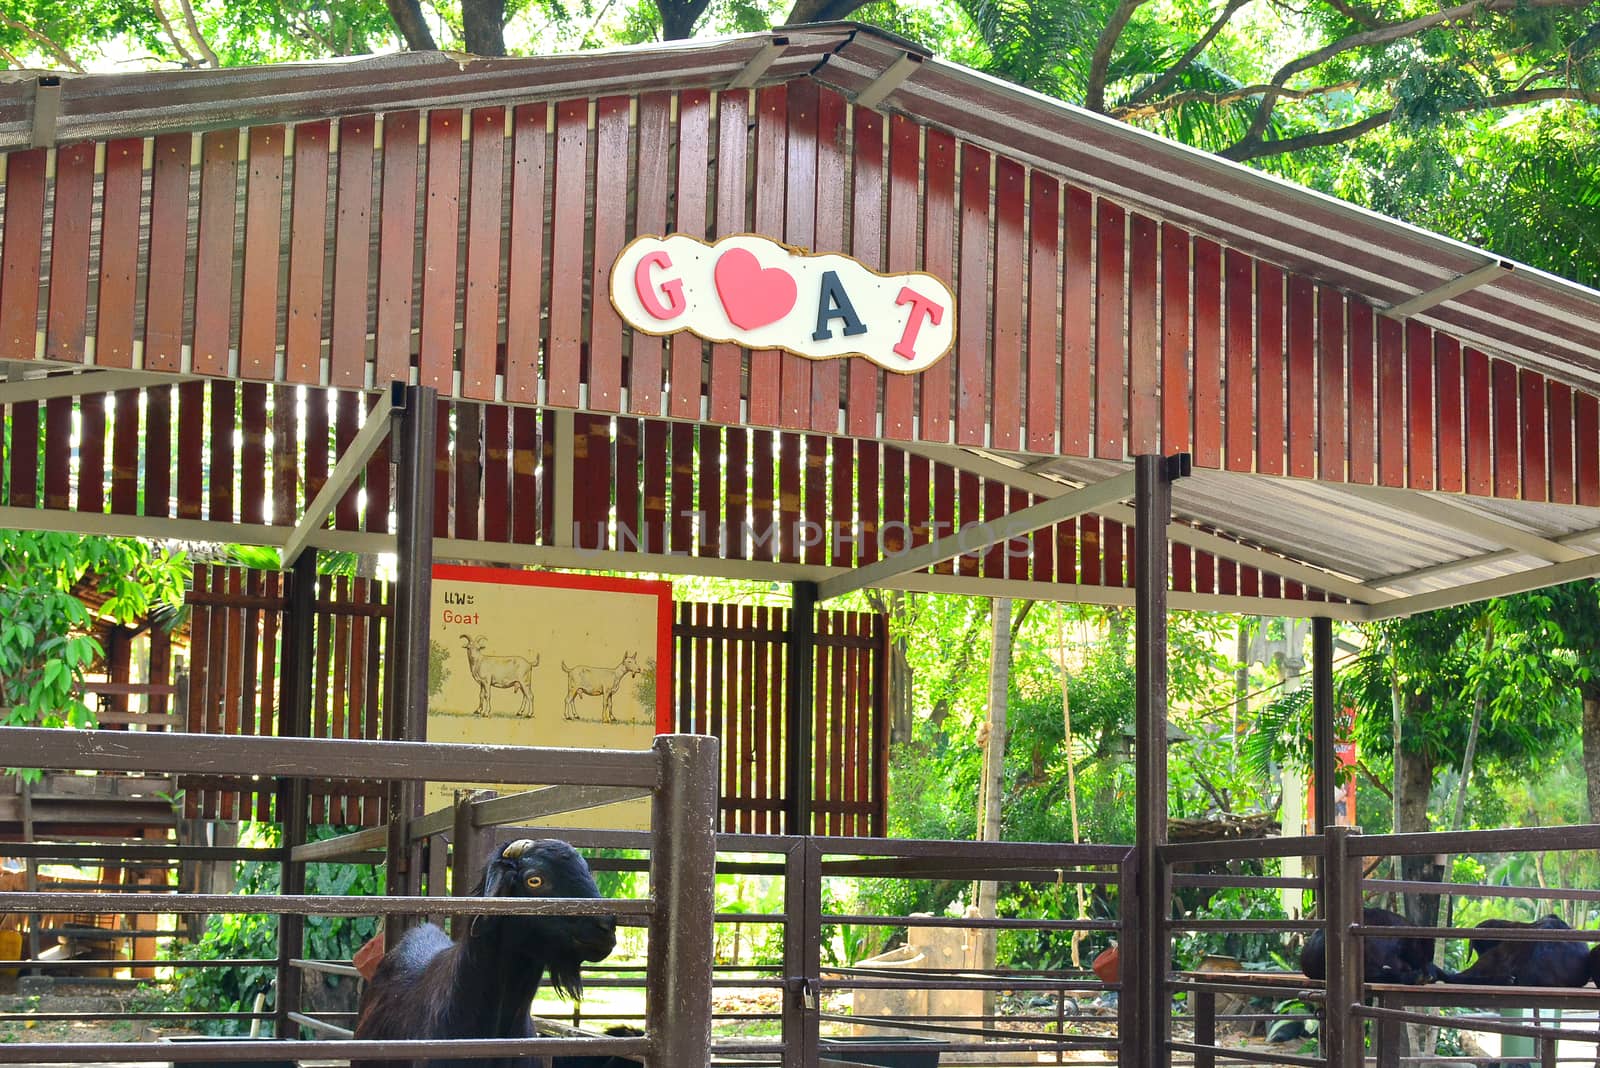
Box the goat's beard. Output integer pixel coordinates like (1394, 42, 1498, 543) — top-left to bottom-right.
(542, 953, 585, 1003)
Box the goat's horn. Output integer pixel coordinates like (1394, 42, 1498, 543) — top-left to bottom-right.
(501, 839, 536, 859)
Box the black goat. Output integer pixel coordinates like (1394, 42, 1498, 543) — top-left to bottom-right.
(353, 838, 618, 1068)
(1300, 906, 1441, 984)
(1440, 915, 1591, 987)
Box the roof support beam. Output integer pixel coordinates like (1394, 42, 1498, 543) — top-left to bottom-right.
(0, 369, 182, 405)
(726, 36, 788, 89)
(853, 50, 923, 111)
(1381, 260, 1512, 319)
(1364, 550, 1600, 621)
(815, 470, 1137, 602)
(896, 442, 1390, 605)
(281, 383, 402, 568)
(1328, 482, 1586, 565)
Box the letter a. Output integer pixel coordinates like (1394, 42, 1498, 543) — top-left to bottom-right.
(812, 271, 869, 341)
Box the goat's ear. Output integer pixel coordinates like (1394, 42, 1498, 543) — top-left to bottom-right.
(481, 858, 517, 898)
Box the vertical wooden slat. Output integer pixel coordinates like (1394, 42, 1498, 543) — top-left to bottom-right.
(831, 438, 855, 568)
(1464, 347, 1492, 497)
(858, 441, 879, 565)
(1161, 223, 1190, 455)
(1192, 238, 1223, 468)
(747, 85, 788, 428)
(574, 411, 608, 549)
(1434, 334, 1463, 494)
(672, 89, 713, 420)
(725, 428, 748, 560)
(752, 606, 771, 833)
(1521, 369, 1548, 502)
(780, 80, 818, 430)
(1406, 322, 1436, 492)
(143, 135, 191, 371)
(547, 99, 588, 407)
(849, 108, 886, 438)
(43, 397, 69, 507)
(505, 104, 547, 404)
(42, 142, 93, 363)
(1127, 213, 1159, 454)
(175, 383, 204, 518)
(1027, 173, 1061, 454)
(462, 106, 505, 401)
(614, 417, 639, 551)
(240, 384, 267, 524)
(809, 87, 847, 433)
(1093, 199, 1125, 460)
(334, 391, 360, 530)
(419, 110, 463, 390)
(0, 148, 45, 362)
(631, 92, 671, 417)
(1347, 302, 1376, 485)
(95, 141, 144, 367)
(210, 382, 236, 521)
(286, 121, 330, 384)
(376, 111, 420, 384)
(1286, 275, 1316, 478)
(144, 387, 171, 517)
(779, 433, 802, 565)
(881, 446, 905, 560)
(804, 436, 827, 567)
(192, 130, 240, 375)
(919, 129, 956, 443)
(304, 388, 327, 528)
(330, 115, 375, 388)
(1378, 316, 1406, 487)
(739, 606, 757, 833)
(77, 393, 107, 513)
(642, 419, 668, 553)
(1549, 382, 1575, 506)
(483, 404, 510, 542)
(671, 422, 696, 555)
(1491, 358, 1518, 498)
(883, 116, 918, 439)
(588, 97, 629, 412)
(508, 406, 537, 543)
(1317, 286, 1345, 480)
(1224, 250, 1253, 470)
(221, 570, 245, 820)
(699, 425, 722, 559)
(108, 391, 136, 514)
(1255, 264, 1285, 477)
(1576, 392, 1600, 507)
(1080, 516, 1101, 586)
(239, 126, 286, 380)
(956, 144, 992, 446)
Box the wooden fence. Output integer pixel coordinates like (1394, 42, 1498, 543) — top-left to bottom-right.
(178, 567, 887, 833)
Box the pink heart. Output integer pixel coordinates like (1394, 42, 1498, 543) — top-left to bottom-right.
(714, 248, 797, 330)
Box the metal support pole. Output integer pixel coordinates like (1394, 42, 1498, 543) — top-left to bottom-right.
(645, 734, 719, 1068)
(1133, 453, 1181, 1068)
(784, 581, 818, 834)
(1323, 826, 1363, 1068)
(1116, 851, 1139, 1062)
(385, 385, 436, 949)
(275, 551, 316, 1037)
(1312, 617, 1337, 833)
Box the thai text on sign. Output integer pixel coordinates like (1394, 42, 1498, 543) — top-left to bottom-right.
(610, 234, 956, 374)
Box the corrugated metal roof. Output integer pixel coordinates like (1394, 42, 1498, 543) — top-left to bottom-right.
(2, 25, 1595, 394)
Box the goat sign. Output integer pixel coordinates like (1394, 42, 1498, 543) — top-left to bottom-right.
(609, 234, 956, 373)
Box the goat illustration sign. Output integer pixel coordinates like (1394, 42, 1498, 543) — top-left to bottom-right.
(425, 566, 673, 830)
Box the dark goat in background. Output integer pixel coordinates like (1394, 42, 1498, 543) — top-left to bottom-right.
(1441, 915, 1591, 987)
(352, 838, 618, 1068)
(1301, 906, 1442, 984)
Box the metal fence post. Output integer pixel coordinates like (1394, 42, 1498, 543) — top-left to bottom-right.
(646, 733, 719, 1068)
(1116, 849, 1139, 1067)
(1323, 826, 1362, 1068)
(781, 835, 822, 1068)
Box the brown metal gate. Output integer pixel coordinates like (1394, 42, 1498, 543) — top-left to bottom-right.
(181, 568, 888, 834)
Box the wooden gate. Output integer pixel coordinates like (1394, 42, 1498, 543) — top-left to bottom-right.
(181, 567, 889, 834)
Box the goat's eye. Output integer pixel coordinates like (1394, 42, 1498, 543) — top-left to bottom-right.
(524, 875, 544, 890)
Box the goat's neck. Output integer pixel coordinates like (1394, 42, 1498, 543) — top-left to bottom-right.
(455, 931, 548, 1034)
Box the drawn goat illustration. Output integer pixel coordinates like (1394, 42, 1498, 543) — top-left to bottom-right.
(561, 652, 642, 725)
(459, 634, 538, 718)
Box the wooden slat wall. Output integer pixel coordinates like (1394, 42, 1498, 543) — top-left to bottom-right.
(180, 565, 389, 826)
(0, 93, 1587, 508)
(673, 601, 887, 835)
(2, 388, 1346, 603)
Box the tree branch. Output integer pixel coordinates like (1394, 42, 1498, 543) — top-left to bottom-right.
(1238, 0, 1592, 146)
(1224, 85, 1600, 161)
(783, 0, 874, 26)
(1115, 78, 1358, 120)
(0, 17, 87, 73)
(461, 0, 506, 55)
(386, 0, 438, 51)
(173, 0, 219, 67)
(1086, 0, 1151, 113)
(659, 0, 714, 40)
(1123, 0, 1250, 108)
(148, 0, 199, 68)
